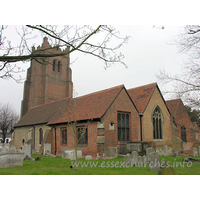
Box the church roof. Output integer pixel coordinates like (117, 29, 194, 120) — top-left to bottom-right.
(166, 99, 181, 117)
(127, 82, 157, 113)
(15, 84, 124, 127)
(15, 98, 69, 127)
(47, 84, 124, 125)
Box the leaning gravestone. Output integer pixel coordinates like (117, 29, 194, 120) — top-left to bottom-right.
(149, 152, 159, 171)
(131, 151, 138, 166)
(43, 143, 51, 155)
(164, 145, 169, 156)
(146, 147, 155, 161)
(193, 147, 198, 157)
(21, 144, 31, 159)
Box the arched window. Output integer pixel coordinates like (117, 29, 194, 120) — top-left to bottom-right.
(39, 128, 43, 145)
(181, 126, 187, 142)
(152, 106, 163, 139)
(22, 139, 25, 145)
(53, 60, 56, 71)
(58, 61, 61, 73)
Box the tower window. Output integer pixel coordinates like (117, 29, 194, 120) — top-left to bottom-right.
(58, 61, 61, 73)
(53, 60, 56, 71)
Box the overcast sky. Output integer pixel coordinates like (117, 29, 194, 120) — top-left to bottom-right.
(0, 25, 187, 115)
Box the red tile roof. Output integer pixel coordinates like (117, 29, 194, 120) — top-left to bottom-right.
(15, 84, 124, 127)
(15, 98, 69, 127)
(127, 83, 157, 113)
(47, 84, 124, 125)
(166, 99, 181, 116)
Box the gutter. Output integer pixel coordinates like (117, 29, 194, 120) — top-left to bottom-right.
(139, 113, 143, 141)
(53, 126, 57, 155)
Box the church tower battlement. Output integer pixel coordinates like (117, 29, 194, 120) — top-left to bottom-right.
(21, 37, 73, 117)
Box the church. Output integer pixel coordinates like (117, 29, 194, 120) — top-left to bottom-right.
(13, 38, 200, 157)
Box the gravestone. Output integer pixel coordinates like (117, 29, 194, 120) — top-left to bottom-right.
(85, 155, 93, 160)
(9, 145, 17, 153)
(146, 147, 155, 161)
(149, 152, 159, 171)
(43, 143, 51, 155)
(21, 144, 31, 159)
(62, 149, 82, 159)
(193, 147, 198, 157)
(1, 145, 8, 154)
(138, 156, 143, 166)
(24, 156, 35, 161)
(124, 153, 132, 167)
(131, 151, 138, 166)
(96, 153, 100, 159)
(143, 155, 148, 166)
(0, 153, 24, 168)
(45, 153, 57, 158)
(164, 145, 169, 156)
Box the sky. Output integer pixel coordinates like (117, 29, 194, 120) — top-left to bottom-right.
(0, 25, 187, 115)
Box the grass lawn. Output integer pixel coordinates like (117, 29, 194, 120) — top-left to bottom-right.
(0, 154, 200, 175)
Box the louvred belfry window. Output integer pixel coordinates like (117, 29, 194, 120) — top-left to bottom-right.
(153, 106, 163, 139)
(118, 112, 130, 141)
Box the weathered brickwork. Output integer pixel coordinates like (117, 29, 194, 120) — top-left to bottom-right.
(142, 87, 172, 147)
(21, 38, 73, 117)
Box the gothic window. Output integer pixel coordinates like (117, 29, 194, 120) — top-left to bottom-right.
(181, 126, 187, 142)
(53, 60, 56, 71)
(153, 106, 163, 140)
(39, 128, 43, 145)
(58, 61, 61, 73)
(118, 112, 130, 141)
(61, 128, 67, 144)
(77, 127, 88, 144)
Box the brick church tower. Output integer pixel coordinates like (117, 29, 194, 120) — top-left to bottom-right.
(21, 37, 73, 117)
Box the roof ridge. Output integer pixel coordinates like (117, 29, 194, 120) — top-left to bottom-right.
(166, 98, 181, 102)
(127, 82, 157, 91)
(76, 84, 124, 100)
(30, 97, 71, 109)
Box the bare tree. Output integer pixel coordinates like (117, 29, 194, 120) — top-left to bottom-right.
(0, 25, 129, 81)
(157, 25, 200, 109)
(62, 96, 92, 171)
(0, 103, 19, 143)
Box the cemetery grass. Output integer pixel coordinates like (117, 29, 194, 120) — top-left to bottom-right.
(0, 154, 200, 175)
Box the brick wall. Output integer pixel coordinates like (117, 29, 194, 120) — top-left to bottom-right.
(141, 87, 172, 147)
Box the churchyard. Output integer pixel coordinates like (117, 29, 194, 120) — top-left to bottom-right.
(1, 144, 200, 175)
(0, 153, 200, 175)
